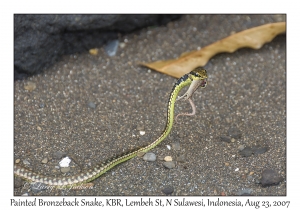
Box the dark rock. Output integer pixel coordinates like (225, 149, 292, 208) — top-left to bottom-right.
(252, 146, 268, 155)
(260, 169, 284, 187)
(163, 161, 176, 169)
(220, 135, 231, 143)
(162, 186, 174, 195)
(14, 14, 181, 79)
(53, 151, 67, 159)
(239, 147, 253, 157)
(87, 101, 96, 109)
(228, 127, 242, 139)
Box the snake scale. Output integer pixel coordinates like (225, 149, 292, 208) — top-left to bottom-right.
(14, 67, 208, 187)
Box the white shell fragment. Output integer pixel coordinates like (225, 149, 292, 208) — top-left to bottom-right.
(59, 156, 71, 167)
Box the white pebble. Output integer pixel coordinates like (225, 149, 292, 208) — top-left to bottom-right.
(59, 156, 71, 167)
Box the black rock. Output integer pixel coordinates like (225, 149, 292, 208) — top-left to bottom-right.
(162, 186, 174, 195)
(239, 147, 253, 157)
(14, 14, 181, 80)
(252, 146, 268, 155)
(220, 135, 231, 143)
(260, 169, 284, 187)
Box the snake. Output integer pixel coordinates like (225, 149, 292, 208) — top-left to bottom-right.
(14, 67, 208, 187)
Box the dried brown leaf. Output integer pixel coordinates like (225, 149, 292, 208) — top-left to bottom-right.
(140, 22, 286, 78)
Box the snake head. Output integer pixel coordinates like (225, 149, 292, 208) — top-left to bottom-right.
(189, 67, 208, 88)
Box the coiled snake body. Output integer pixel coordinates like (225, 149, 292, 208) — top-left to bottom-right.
(14, 67, 208, 187)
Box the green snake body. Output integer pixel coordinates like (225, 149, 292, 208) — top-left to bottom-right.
(14, 67, 208, 187)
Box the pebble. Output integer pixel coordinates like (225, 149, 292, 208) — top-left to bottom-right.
(239, 147, 253, 157)
(60, 167, 71, 173)
(41, 158, 48, 164)
(87, 101, 96, 109)
(15, 159, 20, 164)
(172, 142, 181, 150)
(163, 161, 175, 169)
(164, 156, 172, 161)
(39, 103, 45, 108)
(252, 146, 268, 155)
(238, 145, 245, 151)
(89, 48, 99, 55)
(228, 127, 242, 139)
(162, 186, 174, 195)
(104, 40, 119, 56)
(260, 169, 284, 187)
(143, 152, 156, 162)
(53, 151, 67, 159)
(24, 81, 36, 91)
(220, 135, 231, 143)
(166, 145, 171, 150)
(23, 160, 30, 165)
(31, 182, 47, 193)
(225, 162, 230, 166)
(139, 131, 145, 136)
(37, 126, 42, 131)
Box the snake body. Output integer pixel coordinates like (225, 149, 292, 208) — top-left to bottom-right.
(14, 67, 208, 187)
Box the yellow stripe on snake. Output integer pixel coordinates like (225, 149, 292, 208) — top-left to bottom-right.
(14, 67, 208, 187)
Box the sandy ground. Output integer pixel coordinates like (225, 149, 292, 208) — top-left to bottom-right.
(14, 14, 286, 196)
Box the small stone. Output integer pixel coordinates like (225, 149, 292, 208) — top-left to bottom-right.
(39, 103, 45, 108)
(225, 162, 230, 166)
(119, 42, 126, 48)
(163, 161, 175, 169)
(143, 152, 156, 162)
(89, 48, 99, 55)
(37, 126, 42, 131)
(164, 156, 172, 162)
(228, 127, 242, 139)
(172, 142, 181, 150)
(24, 82, 36, 91)
(235, 168, 239, 172)
(220, 135, 231, 143)
(249, 171, 254, 175)
(104, 40, 119, 56)
(162, 186, 174, 195)
(253, 146, 268, 155)
(231, 138, 235, 143)
(139, 131, 145, 136)
(87, 101, 96, 109)
(238, 145, 245, 151)
(260, 169, 284, 187)
(166, 145, 171, 150)
(239, 147, 253, 157)
(23, 160, 30, 165)
(41, 158, 48, 164)
(53, 151, 67, 159)
(15, 159, 20, 164)
(60, 167, 71, 173)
